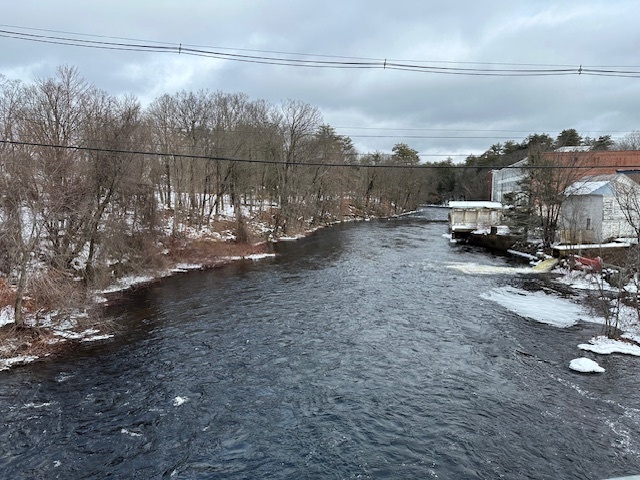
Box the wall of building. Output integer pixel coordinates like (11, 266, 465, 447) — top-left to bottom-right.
(602, 195, 638, 240)
(561, 192, 638, 243)
(450, 206, 503, 235)
(560, 195, 602, 244)
(490, 166, 526, 203)
(550, 150, 640, 177)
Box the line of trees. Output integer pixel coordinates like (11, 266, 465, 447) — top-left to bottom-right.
(436, 129, 640, 246)
(2, 66, 639, 327)
(0, 66, 434, 326)
(434, 128, 640, 204)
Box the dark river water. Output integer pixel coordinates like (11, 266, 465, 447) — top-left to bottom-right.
(2, 211, 640, 479)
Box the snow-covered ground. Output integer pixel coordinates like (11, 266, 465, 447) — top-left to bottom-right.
(473, 261, 640, 374)
(480, 285, 594, 328)
(0, 249, 280, 371)
(0, 304, 120, 371)
(578, 336, 640, 356)
(98, 253, 277, 297)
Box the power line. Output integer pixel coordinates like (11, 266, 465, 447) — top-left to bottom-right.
(2, 27, 640, 77)
(0, 24, 582, 68)
(334, 126, 637, 134)
(349, 134, 558, 139)
(0, 138, 461, 167)
(53, 121, 634, 143)
(3, 139, 640, 170)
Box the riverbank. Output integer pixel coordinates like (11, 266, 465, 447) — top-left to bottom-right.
(0, 208, 384, 371)
(0, 239, 270, 370)
(447, 232, 640, 371)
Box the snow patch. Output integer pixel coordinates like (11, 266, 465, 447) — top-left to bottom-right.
(0, 355, 39, 371)
(446, 262, 535, 275)
(171, 263, 203, 273)
(81, 334, 114, 342)
(578, 336, 640, 356)
(0, 306, 15, 328)
(173, 396, 188, 406)
(554, 269, 616, 292)
(569, 357, 605, 373)
(101, 274, 156, 294)
(243, 253, 276, 260)
(275, 234, 307, 242)
(480, 286, 600, 328)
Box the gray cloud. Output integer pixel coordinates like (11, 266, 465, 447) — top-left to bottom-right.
(1, 0, 638, 159)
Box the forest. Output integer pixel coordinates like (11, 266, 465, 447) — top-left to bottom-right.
(0, 66, 436, 326)
(1, 65, 638, 328)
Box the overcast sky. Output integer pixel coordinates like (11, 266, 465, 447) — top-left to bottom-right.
(2, 1, 639, 160)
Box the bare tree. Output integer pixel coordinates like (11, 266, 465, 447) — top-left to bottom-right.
(615, 130, 640, 150)
(0, 143, 43, 327)
(145, 94, 181, 210)
(525, 148, 590, 248)
(272, 99, 322, 234)
(608, 177, 640, 328)
(80, 92, 150, 285)
(18, 66, 94, 271)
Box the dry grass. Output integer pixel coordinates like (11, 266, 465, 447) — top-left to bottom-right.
(0, 277, 14, 306)
(167, 237, 271, 267)
(0, 324, 71, 362)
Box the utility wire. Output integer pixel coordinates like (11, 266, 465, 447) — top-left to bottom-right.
(0, 139, 457, 167)
(0, 24, 584, 67)
(3, 139, 640, 170)
(2, 27, 639, 77)
(58, 122, 633, 141)
(334, 126, 635, 134)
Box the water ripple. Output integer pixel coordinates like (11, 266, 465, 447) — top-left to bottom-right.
(1, 218, 639, 479)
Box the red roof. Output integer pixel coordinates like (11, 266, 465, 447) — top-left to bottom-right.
(543, 150, 640, 177)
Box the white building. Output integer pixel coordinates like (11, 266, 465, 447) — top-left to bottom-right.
(448, 201, 505, 239)
(490, 158, 528, 203)
(560, 174, 640, 244)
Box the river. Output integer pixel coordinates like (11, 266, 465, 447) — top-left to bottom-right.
(1, 211, 640, 479)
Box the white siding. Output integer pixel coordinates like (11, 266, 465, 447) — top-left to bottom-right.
(602, 196, 637, 240)
(561, 195, 602, 244)
(561, 174, 640, 243)
(491, 167, 527, 203)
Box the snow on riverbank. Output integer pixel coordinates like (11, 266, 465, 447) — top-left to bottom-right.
(578, 336, 640, 356)
(0, 355, 39, 371)
(1, 249, 277, 371)
(475, 263, 640, 369)
(0, 305, 118, 371)
(444, 241, 640, 369)
(99, 254, 276, 297)
(554, 268, 619, 292)
(480, 286, 596, 328)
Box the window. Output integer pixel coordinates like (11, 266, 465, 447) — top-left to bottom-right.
(586, 218, 592, 230)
